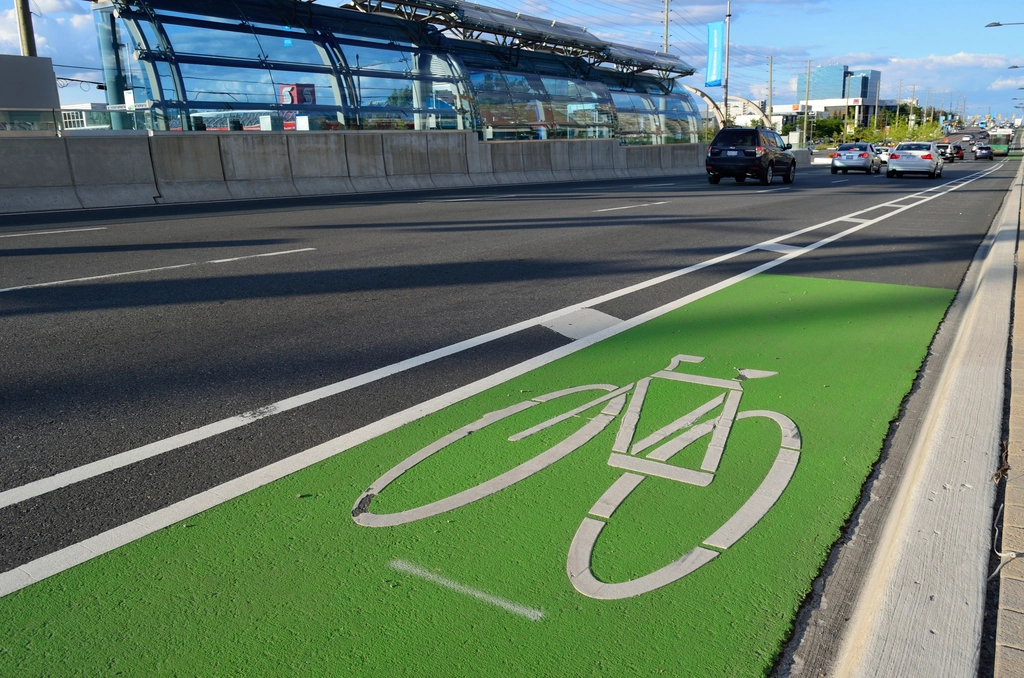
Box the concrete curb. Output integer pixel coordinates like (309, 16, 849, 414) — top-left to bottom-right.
(832, 159, 1023, 676)
(996, 159, 1024, 676)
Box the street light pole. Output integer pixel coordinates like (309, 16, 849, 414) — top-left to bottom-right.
(14, 0, 36, 57)
(663, 0, 669, 52)
(723, 1, 731, 126)
(802, 59, 811, 147)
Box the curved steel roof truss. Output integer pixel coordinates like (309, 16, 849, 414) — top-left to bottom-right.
(347, 0, 694, 77)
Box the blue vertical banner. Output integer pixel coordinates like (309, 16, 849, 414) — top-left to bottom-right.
(705, 21, 725, 87)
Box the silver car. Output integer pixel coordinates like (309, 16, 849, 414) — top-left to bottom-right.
(831, 142, 882, 174)
(886, 142, 943, 179)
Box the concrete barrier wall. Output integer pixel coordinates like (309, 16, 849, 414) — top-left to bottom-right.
(427, 132, 472, 188)
(66, 136, 159, 208)
(0, 137, 80, 212)
(549, 141, 573, 182)
(345, 132, 390, 193)
(520, 141, 555, 184)
(288, 133, 353, 196)
(150, 134, 230, 203)
(0, 132, 709, 214)
(218, 133, 297, 199)
(489, 142, 528, 184)
(383, 132, 434, 191)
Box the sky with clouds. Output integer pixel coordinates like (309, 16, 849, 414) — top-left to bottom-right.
(2, 0, 1023, 119)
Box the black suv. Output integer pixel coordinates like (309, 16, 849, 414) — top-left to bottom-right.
(706, 127, 797, 185)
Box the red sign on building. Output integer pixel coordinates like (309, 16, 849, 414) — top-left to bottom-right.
(279, 84, 316, 105)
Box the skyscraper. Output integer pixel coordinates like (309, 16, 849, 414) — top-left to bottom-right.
(796, 64, 847, 100)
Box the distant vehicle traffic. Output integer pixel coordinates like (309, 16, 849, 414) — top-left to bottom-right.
(830, 143, 881, 174)
(887, 142, 943, 179)
(705, 127, 797, 185)
(936, 143, 954, 162)
(989, 130, 1013, 157)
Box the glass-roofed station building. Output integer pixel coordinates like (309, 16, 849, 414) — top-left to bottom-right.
(90, 0, 702, 144)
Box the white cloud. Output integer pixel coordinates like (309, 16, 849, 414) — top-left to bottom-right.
(70, 13, 92, 30)
(989, 76, 1024, 90)
(30, 0, 87, 15)
(0, 8, 17, 49)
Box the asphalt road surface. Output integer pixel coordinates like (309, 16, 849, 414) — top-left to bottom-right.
(1, 157, 1016, 575)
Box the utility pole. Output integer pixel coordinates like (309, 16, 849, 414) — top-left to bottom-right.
(723, 1, 731, 125)
(873, 75, 881, 131)
(803, 59, 811, 147)
(15, 0, 36, 57)
(663, 0, 669, 52)
(768, 55, 773, 130)
(843, 72, 851, 143)
(925, 88, 931, 124)
(910, 84, 916, 127)
(895, 79, 903, 134)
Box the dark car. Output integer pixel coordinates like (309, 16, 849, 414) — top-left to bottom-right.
(974, 144, 994, 160)
(951, 143, 964, 160)
(706, 127, 797, 185)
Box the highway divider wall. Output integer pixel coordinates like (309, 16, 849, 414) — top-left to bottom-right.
(0, 131, 708, 214)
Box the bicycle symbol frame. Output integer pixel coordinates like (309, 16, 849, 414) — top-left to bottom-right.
(352, 354, 801, 600)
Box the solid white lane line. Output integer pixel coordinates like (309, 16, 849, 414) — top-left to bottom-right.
(755, 188, 791, 194)
(0, 163, 1004, 596)
(832, 180, 850, 183)
(389, 560, 544, 621)
(0, 263, 196, 293)
(593, 201, 669, 212)
(0, 164, 1003, 520)
(206, 247, 315, 264)
(0, 248, 316, 294)
(634, 183, 675, 187)
(0, 227, 107, 239)
(758, 243, 801, 254)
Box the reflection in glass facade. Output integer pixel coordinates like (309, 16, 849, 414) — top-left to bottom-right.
(93, 0, 701, 143)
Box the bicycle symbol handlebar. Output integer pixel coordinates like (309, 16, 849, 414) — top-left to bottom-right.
(353, 354, 801, 599)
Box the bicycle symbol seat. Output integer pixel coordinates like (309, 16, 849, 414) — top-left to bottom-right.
(352, 354, 801, 599)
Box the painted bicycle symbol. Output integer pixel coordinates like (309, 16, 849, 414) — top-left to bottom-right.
(352, 354, 801, 600)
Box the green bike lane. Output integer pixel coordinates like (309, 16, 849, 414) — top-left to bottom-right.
(2, 161, 1017, 675)
(0, 271, 951, 676)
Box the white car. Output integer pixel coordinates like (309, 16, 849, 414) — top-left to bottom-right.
(886, 142, 943, 179)
(876, 146, 891, 164)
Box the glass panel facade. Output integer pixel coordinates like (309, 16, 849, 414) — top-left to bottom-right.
(95, 0, 700, 142)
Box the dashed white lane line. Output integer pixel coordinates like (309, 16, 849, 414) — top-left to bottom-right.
(0, 163, 1008, 598)
(0, 227, 107, 239)
(390, 560, 544, 621)
(755, 187, 791, 194)
(634, 183, 675, 188)
(593, 201, 669, 212)
(0, 248, 316, 294)
(832, 179, 850, 183)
